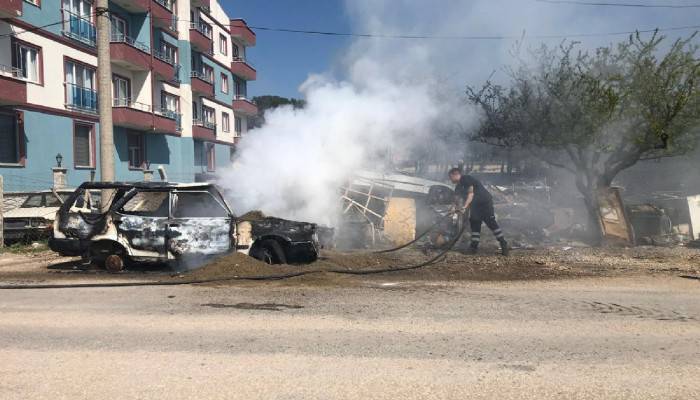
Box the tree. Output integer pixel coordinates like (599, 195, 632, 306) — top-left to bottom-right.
(468, 32, 700, 243)
(249, 95, 306, 128)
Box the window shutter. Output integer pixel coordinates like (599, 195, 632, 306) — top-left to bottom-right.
(74, 124, 91, 167)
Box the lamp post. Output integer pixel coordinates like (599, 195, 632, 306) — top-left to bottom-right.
(52, 153, 67, 189)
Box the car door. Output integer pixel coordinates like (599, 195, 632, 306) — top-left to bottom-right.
(168, 190, 232, 257)
(114, 190, 170, 258)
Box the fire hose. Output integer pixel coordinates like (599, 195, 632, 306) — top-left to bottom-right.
(0, 220, 468, 290)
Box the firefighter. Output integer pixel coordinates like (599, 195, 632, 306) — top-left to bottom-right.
(448, 168, 509, 256)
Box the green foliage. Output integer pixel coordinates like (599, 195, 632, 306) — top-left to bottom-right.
(249, 95, 306, 128)
(468, 32, 700, 187)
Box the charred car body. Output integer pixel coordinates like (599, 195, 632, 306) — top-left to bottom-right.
(49, 182, 319, 271)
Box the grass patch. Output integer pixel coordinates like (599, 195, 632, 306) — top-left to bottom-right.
(0, 240, 49, 255)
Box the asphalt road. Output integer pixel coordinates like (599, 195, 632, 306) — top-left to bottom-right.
(1, 276, 699, 399)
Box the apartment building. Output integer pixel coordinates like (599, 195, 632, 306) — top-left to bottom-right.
(0, 0, 258, 191)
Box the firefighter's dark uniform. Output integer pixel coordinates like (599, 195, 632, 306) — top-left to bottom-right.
(454, 175, 508, 254)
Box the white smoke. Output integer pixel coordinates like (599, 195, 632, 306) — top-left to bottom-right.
(219, 0, 699, 224)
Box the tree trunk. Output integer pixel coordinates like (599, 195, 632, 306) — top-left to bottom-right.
(575, 173, 605, 246)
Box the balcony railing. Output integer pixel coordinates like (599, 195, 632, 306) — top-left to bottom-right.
(193, 118, 216, 130)
(190, 22, 213, 39)
(232, 57, 254, 68)
(110, 33, 150, 53)
(66, 83, 98, 113)
(153, 48, 175, 65)
(62, 10, 96, 46)
(156, 108, 182, 131)
(113, 98, 152, 112)
(190, 71, 213, 84)
(154, 0, 175, 12)
(0, 64, 22, 79)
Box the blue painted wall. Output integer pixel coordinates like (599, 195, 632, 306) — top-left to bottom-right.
(178, 40, 193, 84)
(20, 1, 62, 37)
(108, 2, 150, 47)
(0, 110, 203, 192)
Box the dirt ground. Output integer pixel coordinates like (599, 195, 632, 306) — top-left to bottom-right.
(1, 242, 699, 287)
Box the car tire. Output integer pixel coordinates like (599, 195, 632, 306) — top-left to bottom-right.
(252, 239, 287, 265)
(104, 254, 125, 273)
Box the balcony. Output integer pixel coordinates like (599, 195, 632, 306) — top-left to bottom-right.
(230, 19, 256, 47)
(0, 65, 26, 106)
(190, 71, 214, 97)
(65, 83, 98, 114)
(62, 10, 96, 47)
(110, 34, 151, 71)
(191, 0, 210, 10)
(153, 49, 177, 81)
(112, 99, 153, 130)
(232, 96, 258, 116)
(152, 0, 177, 34)
(189, 23, 213, 54)
(193, 118, 216, 141)
(154, 108, 182, 133)
(110, 0, 149, 13)
(231, 58, 256, 81)
(0, 0, 22, 18)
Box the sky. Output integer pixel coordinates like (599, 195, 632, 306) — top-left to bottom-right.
(223, 0, 700, 99)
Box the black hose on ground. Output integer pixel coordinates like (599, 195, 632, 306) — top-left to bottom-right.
(0, 222, 468, 290)
(373, 210, 458, 254)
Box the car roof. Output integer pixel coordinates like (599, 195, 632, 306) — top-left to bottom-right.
(77, 182, 216, 190)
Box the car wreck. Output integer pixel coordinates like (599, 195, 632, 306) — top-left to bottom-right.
(49, 182, 320, 271)
(3, 190, 74, 243)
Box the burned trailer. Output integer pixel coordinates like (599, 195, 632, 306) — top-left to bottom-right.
(49, 182, 320, 271)
(338, 171, 455, 248)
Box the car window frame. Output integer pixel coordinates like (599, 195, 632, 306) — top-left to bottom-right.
(170, 190, 231, 219)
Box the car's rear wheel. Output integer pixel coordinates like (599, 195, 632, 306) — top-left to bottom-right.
(104, 254, 125, 273)
(251, 239, 287, 265)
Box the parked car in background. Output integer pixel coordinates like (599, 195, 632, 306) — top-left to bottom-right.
(49, 182, 320, 271)
(2, 190, 74, 244)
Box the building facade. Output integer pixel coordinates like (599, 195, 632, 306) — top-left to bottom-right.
(0, 0, 257, 191)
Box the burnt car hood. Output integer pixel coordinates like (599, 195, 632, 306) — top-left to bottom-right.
(248, 217, 317, 242)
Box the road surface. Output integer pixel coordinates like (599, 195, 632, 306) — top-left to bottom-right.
(1, 276, 699, 399)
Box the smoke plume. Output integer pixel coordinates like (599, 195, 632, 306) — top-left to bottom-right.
(219, 0, 699, 224)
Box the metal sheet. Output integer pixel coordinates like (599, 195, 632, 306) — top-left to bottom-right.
(687, 195, 700, 240)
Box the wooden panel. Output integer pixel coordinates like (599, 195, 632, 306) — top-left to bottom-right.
(383, 197, 417, 246)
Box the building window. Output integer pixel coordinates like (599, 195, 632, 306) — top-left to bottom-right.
(222, 112, 230, 132)
(202, 105, 216, 129)
(160, 41, 178, 65)
(65, 59, 97, 112)
(229, 146, 236, 162)
(219, 34, 228, 56)
(221, 73, 229, 93)
(206, 142, 215, 172)
(0, 113, 21, 165)
(127, 132, 145, 169)
(203, 64, 214, 83)
(232, 44, 239, 59)
(110, 14, 128, 41)
(112, 75, 130, 107)
(234, 79, 246, 98)
(73, 122, 94, 168)
(12, 41, 41, 84)
(192, 101, 199, 121)
(234, 116, 242, 135)
(61, 0, 96, 46)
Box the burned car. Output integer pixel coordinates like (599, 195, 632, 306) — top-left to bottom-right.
(49, 182, 320, 271)
(3, 190, 74, 243)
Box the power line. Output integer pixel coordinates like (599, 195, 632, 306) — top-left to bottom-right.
(3, 12, 700, 42)
(247, 24, 700, 40)
(536, 0, 700, 8)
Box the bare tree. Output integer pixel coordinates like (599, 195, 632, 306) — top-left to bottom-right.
(469, 32, 700, 243)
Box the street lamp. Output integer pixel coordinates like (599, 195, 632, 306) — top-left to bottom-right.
(55, 153, 63, 168)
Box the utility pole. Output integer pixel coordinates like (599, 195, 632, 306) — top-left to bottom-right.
(96, 0, 114, 183)
(0, 175, 4, 249)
